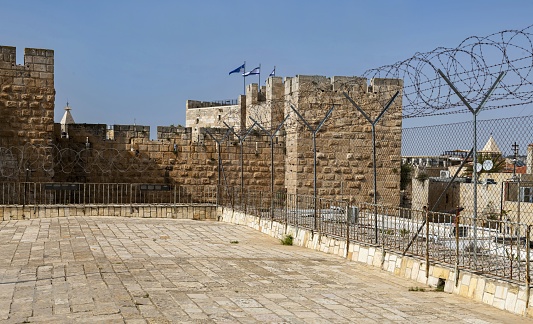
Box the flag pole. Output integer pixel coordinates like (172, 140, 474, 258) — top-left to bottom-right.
(243, 61, 246, 96)
(258, 64, 261, 91)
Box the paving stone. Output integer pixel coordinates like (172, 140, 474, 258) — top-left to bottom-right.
(0, 216, 529, 323)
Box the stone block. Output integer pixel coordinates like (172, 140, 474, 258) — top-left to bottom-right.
(492, 297, 505, 310)
(357, 247, 368, 263)
(427, 276, 439, 288)
(461, 273, 471, 286)
(494, 285, 507, 300)
(482, 291, 495, 305)
(485, 281, 496, 294)
(504, 290, 518, 312)
(411, 262, 420, 280)
(467, 276, 477, 298)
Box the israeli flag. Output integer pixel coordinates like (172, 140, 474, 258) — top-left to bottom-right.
(243, 67, 260, 76)
(229, 64, 245, 75)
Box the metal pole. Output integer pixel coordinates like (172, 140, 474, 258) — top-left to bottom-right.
(346, 205, 350, 258)
(241, 142, 244, 200)
(313, 134, 318, 231)
(403, 148, 472, 256)
(223, 121, 257, 208)
(249, 116, 289, 220)
(518, 178, 522, 226)
(455, 208, 461, 286)
(526, 225, 531, 309)
(473, 113, 478, 265)
(343, 91, 399, 244)
(216, 141, 222, 207)
(289, 105, 334, 233)
(372, 125, 378, 243)
(271, 137, 275, 221)
(437, 70, 506, 267)
(425, 207, 430, 278)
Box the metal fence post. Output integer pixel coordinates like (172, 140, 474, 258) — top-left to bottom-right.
(437, 70, 506, 267)
(526, 225, 531, 309)
(346, 205, 350, 258)
(455, 210, 461, 286)
(426, 208, 430, 278)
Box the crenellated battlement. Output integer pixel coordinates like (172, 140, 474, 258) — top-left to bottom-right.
(0, 46, 54, 77)
(0, 44, 403, 204)
(0, 46, 55, 147)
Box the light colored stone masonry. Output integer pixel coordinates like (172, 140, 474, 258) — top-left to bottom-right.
(0, 205, 217, 221)
(0, 46, 55, 147)
(219, 207, 533, 318)
(0, 204, 529, 317)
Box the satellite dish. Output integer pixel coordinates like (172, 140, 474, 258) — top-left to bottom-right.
(476, 163, 483, 173)
(482, 160, 493, 171)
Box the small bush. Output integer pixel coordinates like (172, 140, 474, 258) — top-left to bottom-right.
(415, 172, 429, 182)
(280, 234, 293, 246)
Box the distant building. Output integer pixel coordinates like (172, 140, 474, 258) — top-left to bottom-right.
(60, 103, 75, 138)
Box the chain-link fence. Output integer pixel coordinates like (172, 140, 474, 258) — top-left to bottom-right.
(403, 115, 533, 225)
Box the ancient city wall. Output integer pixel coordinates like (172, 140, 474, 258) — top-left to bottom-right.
(284, 75, 403, 205)
(0, 45, 403, 207)
(0, 46, 55, 182)
(52, 123, 286, 193)
(186, 96, 245, 141)
(0, 46, 55, 147)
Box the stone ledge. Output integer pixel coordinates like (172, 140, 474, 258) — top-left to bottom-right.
(0, 204, 217, 220)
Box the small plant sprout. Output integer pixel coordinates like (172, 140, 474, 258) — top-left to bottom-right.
(281, 234, 293, 246)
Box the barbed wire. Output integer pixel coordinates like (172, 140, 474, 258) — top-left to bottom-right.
(363, 25, 533, 118)
(0, 143, 156, 180)
(235, 26, 533, 127)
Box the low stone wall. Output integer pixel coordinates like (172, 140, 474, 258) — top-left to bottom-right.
(219, 207, 532, 318)
(0, 204, 217, 221)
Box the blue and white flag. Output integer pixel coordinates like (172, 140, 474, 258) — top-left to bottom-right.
(269, 67, 275, 77)
(229, 64, 245, 75)
(243, 67, 260, 76)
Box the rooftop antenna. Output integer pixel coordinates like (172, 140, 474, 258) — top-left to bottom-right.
(512, 142, 519, 179)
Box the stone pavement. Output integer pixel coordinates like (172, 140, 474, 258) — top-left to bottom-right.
(0, 217, 529, 323)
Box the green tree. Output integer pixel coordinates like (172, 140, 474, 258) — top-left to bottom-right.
(400, 163, 412, 190)
(464, 153, 506, 177)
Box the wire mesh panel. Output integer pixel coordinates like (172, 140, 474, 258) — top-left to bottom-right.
(403, 116, 533, 226)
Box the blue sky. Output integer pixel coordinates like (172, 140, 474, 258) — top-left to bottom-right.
(3, 0, 533, 135)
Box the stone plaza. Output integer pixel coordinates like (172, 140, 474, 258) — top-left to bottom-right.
(0, 216, 528, 323)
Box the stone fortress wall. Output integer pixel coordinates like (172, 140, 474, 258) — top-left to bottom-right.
(0, 46, 55, 147)
(0, 45, 403, 205)
(0, 46, 55, 182)
(281, 75, 403, 205)
(185, 73, 403, 205)
(53, 121, 283, 192)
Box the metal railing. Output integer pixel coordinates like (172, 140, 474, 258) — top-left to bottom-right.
(218, 186, 532, 285)
(0, 182, 217, 206)
(0, 182, 531, 285)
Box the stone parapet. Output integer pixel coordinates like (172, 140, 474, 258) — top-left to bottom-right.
(0, 204, 217, 220)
